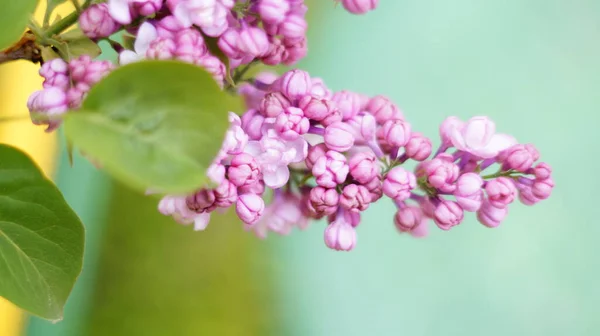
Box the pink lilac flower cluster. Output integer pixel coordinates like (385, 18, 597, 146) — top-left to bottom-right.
(27, 56, 113, 131)
(157, 69, 555, 251)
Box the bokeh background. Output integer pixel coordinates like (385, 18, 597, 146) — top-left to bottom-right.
(1, 0, 599, 335)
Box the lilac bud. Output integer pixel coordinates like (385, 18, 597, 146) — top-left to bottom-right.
(174, 28, 207, 63)
(39, 59, 69, 90)
(275, 106, 309, 140)
(312, 150, 349, 188)
(321, 107, 343, 127)
(218, 28, 241, 59)
(214, 179, 238, 207)
(228, 153, 260, 187)
(196, 55, 226, 87)
(454, 173, 484, 212)
(365, 95, 402, 124)
(278, 69, 311, 100)
(69, 55, 113, 87)
(280, 14, 307, 44)
(133, 0, 162, 16)
(79, 4, 120, 39)
(383, 167, 416, 202)
(239, 181, 265, 195)
(439, 116, 464, 146)
(347, 113, 377, 144)
(341, 0, 378, 14)
(66, 83, 89, 109)
(156, 15, 185, 38)
(298, 96, 333, 121)
(324, 121, 355, 152)
(239, 26, 269, 58)
(27, 87, 69, 131)
(378, 119, 411, 148)
(363, 175, 383, 201)
(306, 143, 328, 170)
(241, 109, 266, 140)
(518, 185, 541, 206)
(477, 201, 508, 228)
(532, 178, 554, 200)
(309, 186, 339, 216)
(222, 113, 249, 155)
(236, 194, 265, 226)
(207, 160, 226, 185)
(146, 37, 177, 60)
(282, 37, 307, 65)
(332, 90, 362, 121)
(485, 177, 516, 208)
(324, 214, 357, 251)
(340, 184, 371, 212)
(498, 144, 536, 172)
(258, 0, 290, 24)
(261, 39, 285, 66)
(404, 132, 432, 161)
(533, 162, 552, 180)
(394, 206, 423, 232)
(260, 92, 291, 118)
(349, 151, 379, 184)
(309, 77, 332, 99)
(417, 155, 460, 193)
(186, 189, 217, 213)
(433, 199, 464, 230)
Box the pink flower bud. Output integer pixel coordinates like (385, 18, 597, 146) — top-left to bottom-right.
(275, 106, 309, 140)
(39, 59, 69, 90)
(347, 113, 377, 144)
(324, 214, 356, 251)
(258, 0, 290, 24)
(324, 121, 355, 152)
(477, 201, 508, 228)
(214, 179, 238, 207)
(195, 55, 226, 87)
(278, 69, 311, 100)
(27, 87, 69, 132)
(332, 90, 363, 121)
(239, 26, 269, 58)
(222, 113, 249, 155)
(404, 132, 432, 161)
(417, 155, 460, 193)
(365, 95, 402, 124)
(309, 77, 331, 99)
(283, 37, 308, 65)
(320, 106, 343, 127)
(377, 119, 411, 148)
(298, 96, 334, 121)
(433, 199, 464, 230)
(133, 0, 162, 16)
(156, 15, 184, 38)
(146, 37, 177, 60)
(79, 4, 120, 39)
(217, 28, 241, 59)
(485, 177, 516, 208)
(66, 83, 89, 109)
(309, 186, 339, 216)
(186, 189, 217, 213)
(306, 143, 328, 170)
(341, 0, 378, 14)
(239, 181, 265, 195)
(279, 14, 307, 43)
(518, 185, 541, 206)
(454, 173, 484, 212)
(498, 144, 537, 172)
(260, 92, 290, 118)
(69, 55, 113, 87)
(228, 153, 260, 187)
(261, 38, 285, 66)
(174, 28, 207, 63)
(312, 151, 349, 188)
(241, 109, 266, 140)
(236, 194, 265, 226)
(533, 162, 552, 180)
(532, 178, 554, 200)
(383, 167, 416, 201)
(363, 175, 383, 201)
(340, 184, 371, 212)
(439, 116, 464, 145)
(394, 206, 423, 232)
(349, 151, 379, 184)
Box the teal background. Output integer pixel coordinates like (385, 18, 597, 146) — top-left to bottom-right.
(21, 1, 600, 335)
(275, 1, 598, 335)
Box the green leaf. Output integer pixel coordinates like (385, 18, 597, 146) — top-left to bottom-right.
(64, 61, 242, 194)
(0, 144, 84, 321)
(44, 0, 67, 26)
(57, 28, 102, 59)
(0, 0, 39, 50)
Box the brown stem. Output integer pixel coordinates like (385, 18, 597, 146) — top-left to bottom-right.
(0, 32, 42, 65)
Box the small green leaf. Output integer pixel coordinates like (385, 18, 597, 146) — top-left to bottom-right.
(0, 144, 84, 320)
(64, 61, 242, 193)
(44, 0, 67, 26)
(58, 28, 101, 59)
(0, 0, 39, 50)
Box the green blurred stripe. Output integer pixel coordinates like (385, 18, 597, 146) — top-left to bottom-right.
(26, 137, 113, 336)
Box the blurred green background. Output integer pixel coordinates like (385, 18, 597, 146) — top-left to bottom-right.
(13, 0, 600, 335)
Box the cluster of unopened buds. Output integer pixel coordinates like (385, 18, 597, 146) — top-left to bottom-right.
(159, 69, 554, 251)
(24, 0, 553, 251)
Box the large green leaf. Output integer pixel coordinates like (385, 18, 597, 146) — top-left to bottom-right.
(0, 144, 84, 321)
(64, 61, 241, 194)
(0, 0, 39, 50)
